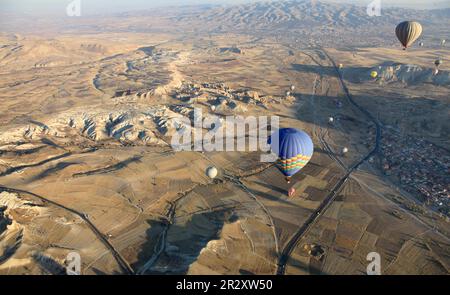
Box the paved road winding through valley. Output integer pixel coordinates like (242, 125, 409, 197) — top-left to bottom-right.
(276, 47, 382, 275)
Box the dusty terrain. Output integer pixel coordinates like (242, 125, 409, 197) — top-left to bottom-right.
(0, 0, 449, 275)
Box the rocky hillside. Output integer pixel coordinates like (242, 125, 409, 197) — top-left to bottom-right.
(3, 1, 449, 47)
(169, 0, 450, 47)
(173, 1, 449, 30)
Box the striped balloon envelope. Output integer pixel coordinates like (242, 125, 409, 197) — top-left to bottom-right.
(395, 21, 422, 49)
(269, 128, 314, 183)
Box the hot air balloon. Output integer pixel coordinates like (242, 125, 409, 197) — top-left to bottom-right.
(395, 21, 423, 50)
(286, 91, 291, 97)
(206, 166, 218, 179)
(338, 63, 344, 69)
(269, 128, 314, 184)
(290, 85, 296, 91)
(342, 147, 349, 154)
(370, 71, 378, 79)
(328, 117, 334, 124)
(435, 59, 442, 68)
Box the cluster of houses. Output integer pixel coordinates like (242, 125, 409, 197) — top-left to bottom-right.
(380, 130, 450, 216)
(172, 81, 294, 108)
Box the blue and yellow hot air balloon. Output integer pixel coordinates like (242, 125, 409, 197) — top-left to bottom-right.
(269, 128, 314, 183)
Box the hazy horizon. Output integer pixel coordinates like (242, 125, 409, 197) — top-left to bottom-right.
(1, 0, 449, 16)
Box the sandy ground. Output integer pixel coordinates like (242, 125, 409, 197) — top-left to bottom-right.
(0, 28, 449, 275)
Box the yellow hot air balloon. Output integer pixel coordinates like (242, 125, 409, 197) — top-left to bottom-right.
(370, 71, 378, 79)
(395, 21, 423, 50)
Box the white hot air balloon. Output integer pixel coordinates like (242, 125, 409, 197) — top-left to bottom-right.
(328, 117, 334, 124)
(290, 85, 296, 91)
(286, 91, 291, 97)
(342, 147, 349, 154)
(206, 166, 218, 179)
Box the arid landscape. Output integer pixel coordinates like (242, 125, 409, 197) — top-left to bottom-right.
(0, 0, 449, 275)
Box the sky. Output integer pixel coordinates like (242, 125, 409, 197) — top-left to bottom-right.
(0, 0, 448, 16)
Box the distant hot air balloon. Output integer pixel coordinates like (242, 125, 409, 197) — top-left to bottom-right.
(435, 59, 442, 68)
(395, 21, 423, 50)
(206, 166, 218, 179)
(286, 91, 291, 97)
(342, 147, 349, 154)
(290, 85, 296, 91)
(269, 128, 314, 184)
(328, 117, 334, 124)
(338, 63, 344, 69)
(370, 71, 378, 79)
